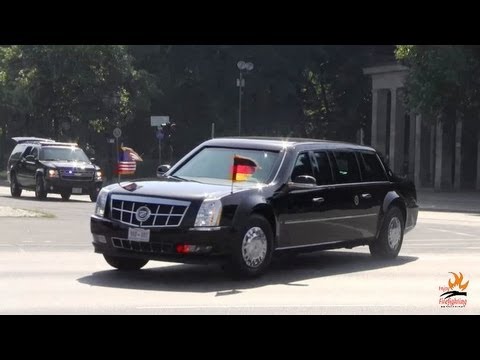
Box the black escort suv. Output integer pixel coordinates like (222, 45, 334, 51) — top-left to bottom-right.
(91, 137, 418, 278)
(7, 137, 103, 201)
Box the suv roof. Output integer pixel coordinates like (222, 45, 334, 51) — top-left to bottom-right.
(12, 137, 55, 144)
(12, 137, 78, 147)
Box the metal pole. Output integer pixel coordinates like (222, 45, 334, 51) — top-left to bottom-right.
(116, 137, 120, 183)
(211, 122, 215, 139)
(158, 127, 162, 165)
(238, 72, 243, 136)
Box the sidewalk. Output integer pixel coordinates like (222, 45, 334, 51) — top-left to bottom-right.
(417, 188, 480, 213)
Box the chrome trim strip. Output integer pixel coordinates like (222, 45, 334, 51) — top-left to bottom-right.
(276, 240, 352, 250)
(188, 227, 222, 231)
(284, 213, 377, 225)
(111, 194, 190, 207)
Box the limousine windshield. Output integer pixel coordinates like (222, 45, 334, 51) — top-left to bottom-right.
(172, 147, 280, 185)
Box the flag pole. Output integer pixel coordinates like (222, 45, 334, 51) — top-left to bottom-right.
(231, 155, 235, 194)
(116, 138, 120, 183)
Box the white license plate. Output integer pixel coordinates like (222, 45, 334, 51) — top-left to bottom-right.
(72, 187, 82, 194)
(128, 227, 150, 242)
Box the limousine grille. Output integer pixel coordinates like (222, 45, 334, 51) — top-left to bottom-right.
(110, 194, 190, 228)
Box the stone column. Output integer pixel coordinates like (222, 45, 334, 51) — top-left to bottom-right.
(408, 112, 416, 179)
(454, 115, 463, 191)
(434, 119, 443, 191)
(389, 88, 405, 173)
(476, 132, 480, 191)
(371, 89, 388, 155)
(429, 123, 435, 186)
(371, 89, 378, 148)
(414, 114, 422, 188)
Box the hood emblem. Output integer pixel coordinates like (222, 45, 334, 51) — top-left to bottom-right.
(135, 206, 151, 223)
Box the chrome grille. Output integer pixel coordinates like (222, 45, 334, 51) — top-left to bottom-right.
(110, 194, 190, 228)
(60, 169, 94, 181)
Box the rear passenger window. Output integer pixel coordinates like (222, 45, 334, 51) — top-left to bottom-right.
(360, 152, 388, 181)
(313, 151, 333, 185)
(332, 151, 361, 183)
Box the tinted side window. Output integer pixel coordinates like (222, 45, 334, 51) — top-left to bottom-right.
(291, 153, 314, 181)
(313, 151, 333, 185)
(332, 151, 361, 183)
(360, 152, 388, 182)
(9, 145, 25, 161)
(21, 146, 33, 158)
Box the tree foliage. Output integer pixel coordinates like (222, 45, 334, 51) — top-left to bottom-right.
(1, 45, 383, 168)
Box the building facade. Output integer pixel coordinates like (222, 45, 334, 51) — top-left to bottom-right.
(363, 63, 480, 191)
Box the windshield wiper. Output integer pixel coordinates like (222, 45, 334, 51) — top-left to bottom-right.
(167, 175, 199, 183)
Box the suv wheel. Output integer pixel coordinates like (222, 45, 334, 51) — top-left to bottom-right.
(227, 214, 274, 279)
(35, 175, 47, 200)
(61, 191, 71, 201)
(369, 206, 404, 259)
(10, 173, 22, 197)
(89, 188, 100, 202)
(103, 255, 149, 271)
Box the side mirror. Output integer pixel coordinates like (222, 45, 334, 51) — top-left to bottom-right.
(25, 155, 35, 162)
(90, 157, 96, 163)
(293, 175, 317, 185)
(157, 164, 171, 177)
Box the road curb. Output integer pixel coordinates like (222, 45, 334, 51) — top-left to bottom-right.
(419, 207, 480, 214)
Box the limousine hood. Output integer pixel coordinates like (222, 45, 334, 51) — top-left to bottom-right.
(105, 178, 255, 201)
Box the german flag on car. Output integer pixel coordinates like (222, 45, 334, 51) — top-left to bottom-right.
(231, 155, 258, 182)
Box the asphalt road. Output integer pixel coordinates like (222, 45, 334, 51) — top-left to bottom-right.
(0, 186, 478, 314)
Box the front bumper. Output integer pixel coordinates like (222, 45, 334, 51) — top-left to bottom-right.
(44, 178, 102, 195)
(91, 215, 235, 264)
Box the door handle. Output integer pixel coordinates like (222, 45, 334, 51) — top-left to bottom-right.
(361, 193, 372, 199)
(312, 197, 325, 203)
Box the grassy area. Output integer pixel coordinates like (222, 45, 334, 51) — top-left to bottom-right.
(0, 170, 6, 181)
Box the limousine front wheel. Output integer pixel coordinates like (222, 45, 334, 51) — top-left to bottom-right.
(228, 214, 273, 279)
(369, 206, 404, 259)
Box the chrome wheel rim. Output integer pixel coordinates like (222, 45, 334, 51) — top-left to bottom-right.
(388, 217, 402, 250)
(241, 226, 267, 268)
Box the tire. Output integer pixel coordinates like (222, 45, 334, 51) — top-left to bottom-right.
(369, 206, 404, 259)
(227, 214, 274, 279)
(10, 173, 22, 198)
(35, 175, 47, 200)
(61, 191, 71, 201)
(89, 188, 99, 202)
(103, 255, 149, 271)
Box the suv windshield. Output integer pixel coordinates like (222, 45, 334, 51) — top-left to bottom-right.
(172, 147, 280, 185)
(39, 147, 90, 162)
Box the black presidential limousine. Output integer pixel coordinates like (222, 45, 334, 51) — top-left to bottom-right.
(91, 137, 418, 278)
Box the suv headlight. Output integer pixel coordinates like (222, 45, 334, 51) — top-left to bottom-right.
(95, 171, 102, 180)
(47, 169, 59, 178)
(194, 199, 222, 227)
(95, 188, 109, 217)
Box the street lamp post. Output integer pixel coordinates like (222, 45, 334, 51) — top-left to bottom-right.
(236, 61, 254, 136)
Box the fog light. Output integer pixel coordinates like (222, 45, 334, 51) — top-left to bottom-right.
(93, 234, 107, 243)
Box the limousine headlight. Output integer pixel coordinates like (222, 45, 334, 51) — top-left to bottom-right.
(194, 199, 222, 227)
(95, 188, 110, 217)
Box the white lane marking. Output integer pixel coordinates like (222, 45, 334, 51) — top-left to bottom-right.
(136, 304, 405, 310)
(426, 228, 476, 237)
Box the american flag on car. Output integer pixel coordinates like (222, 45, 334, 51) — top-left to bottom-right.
(118, 146, 142, 175)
